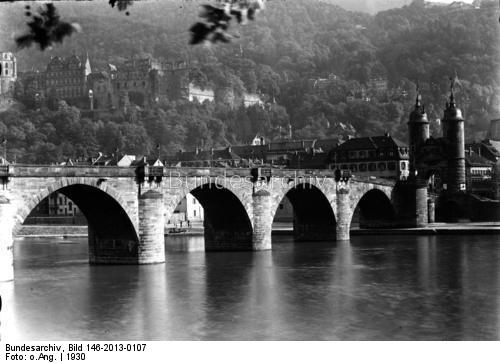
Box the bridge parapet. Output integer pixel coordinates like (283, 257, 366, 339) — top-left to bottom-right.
(6, 165, 136, 178)
(4, 164, 399, 187)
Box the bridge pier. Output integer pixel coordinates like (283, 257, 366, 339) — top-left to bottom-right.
(0, 197, 14, 282)
(138, 190, 165, 264)
(394, 181, 428, 227)
(336, 186, 351, 241)
(252, 189, 272, 251)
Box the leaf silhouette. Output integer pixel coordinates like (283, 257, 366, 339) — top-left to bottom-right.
(15, 3, 79, 50)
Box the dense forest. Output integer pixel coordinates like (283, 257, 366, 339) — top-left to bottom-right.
(0, 0, 498, 163)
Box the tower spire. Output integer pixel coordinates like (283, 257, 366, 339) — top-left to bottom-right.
(415, 81, 421, 108)
(85, 51, 91, 77)
(448, 75, 456, 107)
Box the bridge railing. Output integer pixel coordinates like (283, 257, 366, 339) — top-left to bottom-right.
(2, 164, 397, 186)
(4, 164, 137, 177)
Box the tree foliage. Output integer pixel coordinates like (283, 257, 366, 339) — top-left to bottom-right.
(1, 0, 498, 163)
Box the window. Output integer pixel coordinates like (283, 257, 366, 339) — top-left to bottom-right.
(193, 197, 196, 204)
(349, 151, 357, 159)
(378, 162, 386, 171)
(359, 163, 367, 171)
(341, 164, 348, 170)
(359, 151, 366, 158)
(194, 210, 197, 217)
(279, 204, 284, 210)
(350, 164, 357, 171)
(401, 162, 406, 170)
(369, 163, 376, 171)
(369, 151, 376, 158)
(388, 162, 396, 171)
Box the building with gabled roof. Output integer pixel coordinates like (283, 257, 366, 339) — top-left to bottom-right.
(328, 133, 410, 180)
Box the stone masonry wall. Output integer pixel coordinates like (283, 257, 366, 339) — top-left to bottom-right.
(138, 190, 165, 264)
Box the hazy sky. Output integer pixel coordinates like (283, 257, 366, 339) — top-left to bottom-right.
(426, 0, 474, 3)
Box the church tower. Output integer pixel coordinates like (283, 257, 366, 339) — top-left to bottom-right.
(407, 86, 429, 178)
(442, 81, 466, 193)
(0, 52, 17, 95)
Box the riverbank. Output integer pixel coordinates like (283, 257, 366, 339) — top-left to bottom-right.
(17, 222, 500, 238)
(17, 225, 88, 238)
(272, 222, 500, 236)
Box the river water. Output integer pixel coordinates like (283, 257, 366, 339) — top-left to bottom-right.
(1, 234, 500, 340)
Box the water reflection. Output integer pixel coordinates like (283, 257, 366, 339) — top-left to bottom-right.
(2, 234, 500, 340)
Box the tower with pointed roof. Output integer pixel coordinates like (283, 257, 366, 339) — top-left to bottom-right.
(84, 52, 91, 77)
(407, 85, 429, 178)
(0, 52, 17, 96)
(442, 79, 466, 193)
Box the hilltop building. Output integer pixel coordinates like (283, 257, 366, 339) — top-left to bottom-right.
(188, 83, 215, 103)
(14, 54, 265, 111)
(307, 73, 339, 96)
(0, 52, 17, 96)
(367, 74, 389, 94)
(14, 55, 189, 111)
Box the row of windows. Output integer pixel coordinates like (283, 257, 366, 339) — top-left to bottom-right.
(47, 78, 83, 86)
(345, 150, 396, 159)
(47, 70, 82, 77)
(94, 84, 108, 92)
(116, 80, 147, 89)
(331, 161, 407, 172)
(339, 148, 409, 160)
(470, 168, 491, 175)
(55, 88, 82, 97)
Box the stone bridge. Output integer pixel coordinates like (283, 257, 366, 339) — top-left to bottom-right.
(0, 165, 428, 281)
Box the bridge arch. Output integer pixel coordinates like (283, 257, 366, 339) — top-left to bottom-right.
(164, 181, 253, 251)
(14, 178, 137, 234)
(13, 178, 140, 263)
(350, 188, 396, 229)
(272, 181, 336, 242)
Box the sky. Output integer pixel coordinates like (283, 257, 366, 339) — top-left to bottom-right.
(425, 0, 474, 3)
